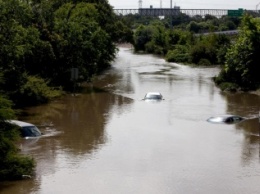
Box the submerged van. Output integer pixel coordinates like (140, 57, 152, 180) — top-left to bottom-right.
(8, 120, 42, 138)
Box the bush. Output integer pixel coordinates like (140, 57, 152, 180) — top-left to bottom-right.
(214, 15, 260, 91)
(145, 41, 156, 53)
(190, 42, 217, 64)
(198, 58, 211, 66)
(153, 46, 164, 55)
(0, 98, 35, 181)
(218, 82, 240, 92)
(165, 45, 190, 62)
(0, 154, 35, 181)
(18, 76, 63, 106)
(214, 75, 239, 91)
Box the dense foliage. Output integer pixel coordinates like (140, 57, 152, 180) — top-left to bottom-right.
(0, 95, 35, 181)
(131, 12, 260, 91)
(0, 62, 35, 181)
(0, 0, 131, 106)
(123, 13, 241, 33)
(214, 15, 260, 91)
(0, 0, 132, 181)
(133, 19, 231, 66)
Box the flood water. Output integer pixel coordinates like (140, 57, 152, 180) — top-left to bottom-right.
(1, 47, 260, 194)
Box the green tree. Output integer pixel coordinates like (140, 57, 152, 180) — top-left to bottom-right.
(187, 21, 201, 33)
(190, 33, 230, 65)
(0, 96, 35, 181)
(53, 2, 116, 85)
(165, 45, 190, 63)
(0, 0, 57, 101)
(0, 0, 120, 93)
(215, 15, 260, 90)
(113, 20, 133, 43)
(133, 25, 154, 51)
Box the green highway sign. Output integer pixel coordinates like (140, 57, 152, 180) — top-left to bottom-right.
(228, 8, 244, 17)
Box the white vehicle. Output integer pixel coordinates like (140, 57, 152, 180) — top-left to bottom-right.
(143, 92, 164, 101)
(8, 120, 42, 138)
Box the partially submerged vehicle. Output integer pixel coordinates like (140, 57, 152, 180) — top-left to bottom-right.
(8, 120, 42, 138)
(207, 115, 245, 124)
(143, 92, 164, 101)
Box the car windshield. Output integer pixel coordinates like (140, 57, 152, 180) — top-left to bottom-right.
(233, 116, 242, 121)
(20, 126, 42, 137)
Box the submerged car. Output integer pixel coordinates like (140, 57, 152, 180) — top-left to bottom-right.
(143, 92, 164, 101)
(8, 120, 42, 138)
(207, 115, 245, 124)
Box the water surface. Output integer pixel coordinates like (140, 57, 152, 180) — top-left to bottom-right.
(1, 48, 260, 194)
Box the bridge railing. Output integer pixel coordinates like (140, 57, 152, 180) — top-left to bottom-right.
(114, 9, 230, 17)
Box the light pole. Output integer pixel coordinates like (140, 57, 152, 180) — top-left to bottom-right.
(170, 0, 173, 29)
(256, 2, 260, 12)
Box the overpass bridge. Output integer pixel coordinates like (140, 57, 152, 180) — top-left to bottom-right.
(113, 8, 249, 18)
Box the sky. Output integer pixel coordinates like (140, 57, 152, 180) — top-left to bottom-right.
(108, 0, 260, 10)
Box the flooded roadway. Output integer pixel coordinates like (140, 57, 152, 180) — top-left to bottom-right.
(1, 47, 260, 194)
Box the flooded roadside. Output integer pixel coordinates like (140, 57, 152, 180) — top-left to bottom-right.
(1, 47, 260, 194)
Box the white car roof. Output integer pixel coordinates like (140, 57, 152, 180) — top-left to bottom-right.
(146, 92, 162, 95)
(8, 120, 35, 127)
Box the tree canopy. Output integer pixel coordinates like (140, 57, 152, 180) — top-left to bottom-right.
(131, 12, 260, 91)
(0, 0, 132, 181)
(215, 14, 260, 91)
(0, 95, 35, 181)
(0, 0, 132, 105)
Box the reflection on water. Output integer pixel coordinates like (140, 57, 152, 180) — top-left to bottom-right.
(1, 48, 260, 194)
(19, 89, 133, 156)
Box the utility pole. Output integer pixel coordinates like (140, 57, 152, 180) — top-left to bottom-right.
(257, 2, 260, 11)
(71, 68, 79, 96)
(138, 0, 142, 9)
(170, 0, 173, 29)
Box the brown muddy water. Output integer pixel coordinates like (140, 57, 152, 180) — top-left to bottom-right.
(1, 47, 260, 194)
